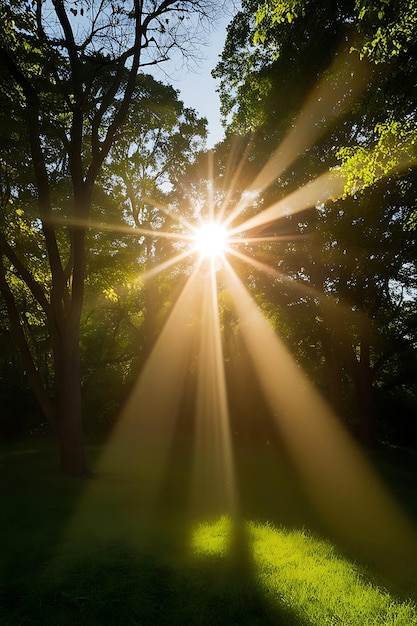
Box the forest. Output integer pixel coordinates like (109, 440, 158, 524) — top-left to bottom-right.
(1, 1, 417, 624)
(1, 0, 416, 471)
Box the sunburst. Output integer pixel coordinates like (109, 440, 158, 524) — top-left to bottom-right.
(61, 45, 416, 576)
(192, 221, 229, 260)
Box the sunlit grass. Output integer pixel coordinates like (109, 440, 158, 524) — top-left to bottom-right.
(192, 516, 417, 625)
(1, 439, 417, 625)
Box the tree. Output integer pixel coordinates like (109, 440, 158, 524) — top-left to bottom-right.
(102, 73, 207, 353)
(0, 0, 218, 474)
(78, 77, 207, 428)
(212, 0, 417, 443)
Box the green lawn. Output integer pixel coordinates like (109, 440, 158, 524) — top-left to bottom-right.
(1, 436, 416, 625)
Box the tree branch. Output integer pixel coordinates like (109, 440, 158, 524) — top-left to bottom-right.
(0, 235, 50, 314)
(53, 0, 85, 190)
(0, 46, 65, 288)
(87, 0, 145, 185)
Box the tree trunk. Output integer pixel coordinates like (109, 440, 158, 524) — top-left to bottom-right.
(53, 320, 87, 474)
(50, 210, 88, 475)
(143, 279, 159, 357)
(326, 343, 344, 416)
(355, 362, 374, 444)
(354, 317, 375, 445)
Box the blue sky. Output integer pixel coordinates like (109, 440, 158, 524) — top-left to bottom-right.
(151, 14, 232, 148)
(176, 21, 230, 147)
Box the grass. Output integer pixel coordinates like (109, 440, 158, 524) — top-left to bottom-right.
(1, 435, 417, 625)
(193, 516, 417, 625)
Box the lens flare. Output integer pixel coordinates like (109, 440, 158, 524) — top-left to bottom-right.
(193, 221, 228, 259)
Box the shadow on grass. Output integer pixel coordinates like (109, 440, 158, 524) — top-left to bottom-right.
(2, 526, 311, 626)
(2, 436, 417, 625)
(0, 438, 309, 625)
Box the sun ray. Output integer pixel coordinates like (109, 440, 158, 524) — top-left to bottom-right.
(91, 264, 205, 498)
(216, 135, 255, 223)
(47, 214, 196, 245)
(229, 169, 346, 237)
(244, 42, 370, 198)
(192, 259, 237, 515)
(137, 248, 196, 283)
(143, 194, 197, 233)
(228, 234, 305, 245)
(206, 150, 215, 222)
(132, 226, 194, 243)
(52, 264, 212, 558)
(222, 258, 416, 574)
(227, 246, 288, 282)
(222, 40, 371, 230)
(226, 245, 371, 343)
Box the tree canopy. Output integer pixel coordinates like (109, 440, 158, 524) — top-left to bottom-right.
(0, 0, 416, 462)
(208, 0, 417, 442)
(0, 0, 216, 472)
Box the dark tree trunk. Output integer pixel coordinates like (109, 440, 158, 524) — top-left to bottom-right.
(355, 362, 374, 444)
(54, 324, 87, 474)
(326, 344, 344, 416)
(143, 279, 160, 357)
(354, 317, 375, 445)
(50, 186, 89, 475)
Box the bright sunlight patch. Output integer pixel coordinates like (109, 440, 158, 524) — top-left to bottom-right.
(191, 515, 233, 556)
(193, 221, 229, 259)
(191, 517, 417, 625)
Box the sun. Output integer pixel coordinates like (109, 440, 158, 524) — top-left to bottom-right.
(193, 221, 229, 259)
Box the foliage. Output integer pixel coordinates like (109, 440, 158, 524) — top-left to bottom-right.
(254, 0, 417, 63)
(251, 0, 417, 206)
(254, 0, 310, 43)
(211, 0, 417, 441)
(337, 121, 417, 195)
(0, 0, 213, 468)
(354, 0, 417, 63)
